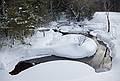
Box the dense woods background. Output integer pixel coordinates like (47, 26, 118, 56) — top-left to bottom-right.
(0, 0, 120, 48)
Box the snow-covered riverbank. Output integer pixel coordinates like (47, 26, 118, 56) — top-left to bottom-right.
(0, 12, 120, 81)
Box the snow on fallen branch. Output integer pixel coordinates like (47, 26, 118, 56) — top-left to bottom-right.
(52, 28, 93, 38)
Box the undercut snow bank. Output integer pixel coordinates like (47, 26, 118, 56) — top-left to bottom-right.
(12, 61, 95, 81)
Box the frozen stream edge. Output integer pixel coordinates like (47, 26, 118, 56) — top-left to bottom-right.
(10, 29, 112, 75)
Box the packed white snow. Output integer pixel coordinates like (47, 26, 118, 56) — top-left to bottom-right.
(12, 61, 95, 81)
(0, 62, 12, 81)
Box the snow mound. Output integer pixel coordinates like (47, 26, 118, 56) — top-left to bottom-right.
(51, 34, 97, 58)
(12, 61, 95, 81)
(30, 31, 97, 58)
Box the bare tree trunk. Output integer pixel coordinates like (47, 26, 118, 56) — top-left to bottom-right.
(106, 12, 110, 32)
(104, 0, 111, 32)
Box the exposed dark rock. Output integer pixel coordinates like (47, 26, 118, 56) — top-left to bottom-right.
(9, 61, 33, 75)
(9, 55, 94, 75)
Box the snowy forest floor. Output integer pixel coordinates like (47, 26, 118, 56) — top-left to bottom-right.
(0, 12, 120, 81)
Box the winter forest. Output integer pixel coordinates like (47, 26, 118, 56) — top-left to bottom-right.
(0, 0, 120, 81)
